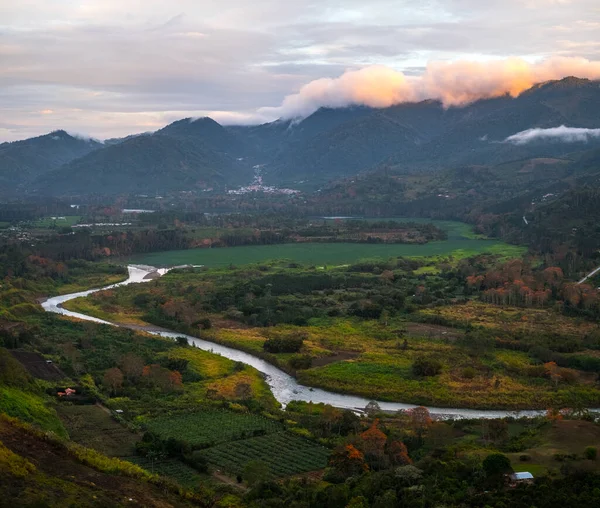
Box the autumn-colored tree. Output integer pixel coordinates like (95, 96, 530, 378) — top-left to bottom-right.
(234, 381, 252, 400)
(143, 364, 181, 392)
(119, 352, 144, 381)
(388, 440, 412, 466)
(407, 406, 432, 441)
(329, 444, 368, 477)
(544, 361, 562, 387)
(546, 407, 564, 422)
(103, 367, 124, 395)
(169, 370, 183, 391)
(360, 419, 388, 469)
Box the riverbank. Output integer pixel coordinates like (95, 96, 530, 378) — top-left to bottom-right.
(41, 264, 575, 418)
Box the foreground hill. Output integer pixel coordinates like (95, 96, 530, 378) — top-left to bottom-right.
(0, 414, 194, 507)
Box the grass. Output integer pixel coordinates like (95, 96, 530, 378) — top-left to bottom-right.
(200, 432, 329, 478)
(418, 301, 598, 337)
(0, 386, 68, 438)
(57, 404, 139, 457)
(31, 216, 82, 228)
(507, 419, 600, 477)
(130, 240, 525, 268)
(143, 409, 283, 447)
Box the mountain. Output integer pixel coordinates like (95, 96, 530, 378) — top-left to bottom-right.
(103, 132, 152, 146)
(309, 144, 600, 221)
(0, 130, 102, 191)
(225, 76, 600, 187)
(5, 76, 600, 197)
(34, 134, 250, 196)
(268, 113, 422, 186)
(157, 117, 249, 155)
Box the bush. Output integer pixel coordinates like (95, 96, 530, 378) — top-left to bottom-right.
(519, 454, 531, 462)
(412, 357, 442, 377)
(584, 446, 597, 461)
(462, 367, 476, 379)
(263, 336, 304, 354)
(289, 354, 312, 370)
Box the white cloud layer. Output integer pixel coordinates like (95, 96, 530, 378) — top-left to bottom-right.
(505, 125, 600, 144)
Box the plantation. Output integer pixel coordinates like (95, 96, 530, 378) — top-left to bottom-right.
(126, 455, 206, 488)
(200, 432, 330, 478)
(144, 409, 283, 447)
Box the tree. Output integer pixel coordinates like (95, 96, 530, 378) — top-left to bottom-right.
(388, 440, 412, 466)
(360, 419, 387, 468)
(482, 453, 512, 482)
(119, 352, 144, 381)
(234, 381, 252, 400)
(545, 361, 562, 387)
(103, 367, 123, 395)
(329, 444, 368, 477)
(243, 460, 270, 486)
(364, 401, 381, 416)
(407, 406, 432, 442)
(394, 465, 423, 485)
(412, 356, 442, 377)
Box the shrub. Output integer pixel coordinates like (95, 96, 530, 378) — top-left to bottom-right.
(263, 336, 303, 354)
(584, 446, 597, 461)
(289, 354, 312, 370)
(462, 367, 476, 379)
(519, 454, 531, 462)
(412, 357, 442, 377)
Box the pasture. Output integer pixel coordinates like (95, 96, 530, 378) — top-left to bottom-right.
(129, 218, 524, 267)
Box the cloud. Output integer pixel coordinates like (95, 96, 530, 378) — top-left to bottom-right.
(504, 125, 600, 144)
(1, 1, 600, 140)
(262, 56, 600, 118)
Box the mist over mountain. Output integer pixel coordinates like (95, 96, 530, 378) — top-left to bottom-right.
(3, 77, 600, 197)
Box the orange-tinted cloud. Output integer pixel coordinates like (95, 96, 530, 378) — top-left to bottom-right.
(263, 56, 600, 119)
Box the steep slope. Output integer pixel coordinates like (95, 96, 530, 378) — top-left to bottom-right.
(262, 76, 600, 185)
(269, 113, 421, 185)
(0, 414, 194, 507)
(35, 134, 250, 196)
(0, 130, 102, 189)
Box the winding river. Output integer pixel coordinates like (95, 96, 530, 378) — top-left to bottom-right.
(42, 265, 547, 419)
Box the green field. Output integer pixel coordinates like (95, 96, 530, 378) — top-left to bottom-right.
(144, 409, 283, 447)
(130, 219, 524, 267)
(31, 215, 82, 228)
(200, 432, 330, 478)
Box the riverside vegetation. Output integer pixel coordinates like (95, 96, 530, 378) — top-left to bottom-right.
(2, 215, 600, 507)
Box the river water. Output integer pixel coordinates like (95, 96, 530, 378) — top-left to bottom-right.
(42, 265, 547, 419)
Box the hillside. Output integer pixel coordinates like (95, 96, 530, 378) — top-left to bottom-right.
(34, 134, 252, 196)
(0, 130, 102, 191)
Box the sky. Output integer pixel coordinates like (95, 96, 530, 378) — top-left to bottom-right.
(1, 0, 600, 141)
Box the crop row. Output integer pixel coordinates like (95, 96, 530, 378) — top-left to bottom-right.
(200, 432, 329, 477)
(125, 456, 202, 487)
(145, 409, 282, 446)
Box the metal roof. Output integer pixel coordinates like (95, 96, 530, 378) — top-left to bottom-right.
(512, 472, 534, 480)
